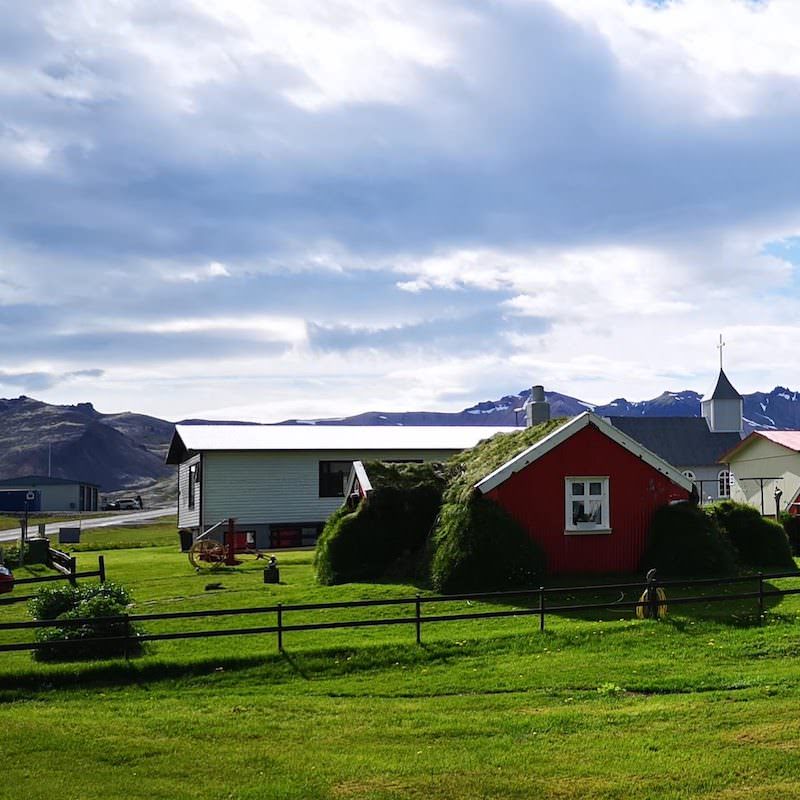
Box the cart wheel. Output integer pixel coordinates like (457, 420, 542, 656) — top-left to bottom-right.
(189, 539, 227, 570)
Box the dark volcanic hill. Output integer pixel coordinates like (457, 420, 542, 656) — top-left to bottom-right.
(2, 385, 799, 493)
(0, 396, 174, 491)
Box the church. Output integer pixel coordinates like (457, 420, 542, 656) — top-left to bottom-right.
(606, 367, 744, 503)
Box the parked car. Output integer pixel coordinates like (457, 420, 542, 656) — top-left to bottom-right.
(101, 500, 120, 511)
(116, 498, 140, 511)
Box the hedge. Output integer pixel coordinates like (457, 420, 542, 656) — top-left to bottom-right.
(709, 500, 796, 570)
(641, 501, 737, 577)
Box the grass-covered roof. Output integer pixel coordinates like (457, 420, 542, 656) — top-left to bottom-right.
(359, 460, 449, 493)
(443, 418, 567, 504)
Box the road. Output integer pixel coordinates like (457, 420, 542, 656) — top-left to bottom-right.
(0, 507, 174, 543)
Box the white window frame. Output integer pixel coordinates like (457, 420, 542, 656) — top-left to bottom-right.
(718, 470, 731, 498)
(565, 477, 611, 535)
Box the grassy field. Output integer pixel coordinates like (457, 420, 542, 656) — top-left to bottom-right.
(2, 524, 800, 799)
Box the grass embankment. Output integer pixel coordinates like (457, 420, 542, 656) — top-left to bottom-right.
(2, 523, 800, 799)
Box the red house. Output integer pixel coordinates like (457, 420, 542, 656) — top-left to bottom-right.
(475, 412, 694, 574)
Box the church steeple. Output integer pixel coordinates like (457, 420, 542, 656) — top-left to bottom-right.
(701, 336, 743, 433)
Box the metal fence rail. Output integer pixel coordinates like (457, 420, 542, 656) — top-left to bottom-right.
(0, 569, 798, 656)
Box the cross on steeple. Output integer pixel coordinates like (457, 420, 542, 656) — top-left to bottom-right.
(717, 334, 726, 370)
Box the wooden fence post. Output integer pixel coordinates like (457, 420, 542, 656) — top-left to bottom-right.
(758, 573, 764, 625)
(539, 586, 545, 632)
(277, 603, 283, 652)
(415, 595, 422, 646)
(123, 614, 131, 661)
(69, 556, 77, 586)
(98, 555, 106, 583)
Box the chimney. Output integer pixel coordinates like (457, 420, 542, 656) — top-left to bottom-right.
(526, 385, 550, 427)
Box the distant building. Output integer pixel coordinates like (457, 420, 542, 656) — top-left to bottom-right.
(0, 475, 99, 513)
(719, 431, 800, 517)
(607, 368, 744, 503)
(166, 424, 516, 548)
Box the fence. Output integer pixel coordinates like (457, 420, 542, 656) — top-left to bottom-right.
(0, 554, 106, 606)
(1, 569, 799, 656)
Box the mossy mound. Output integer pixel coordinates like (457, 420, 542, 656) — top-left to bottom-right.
(641, 502, 737, 577)
(428, 419, 560, 593)
(314, 461, 447, 585)
(430, 499, 547, 593)
(709, 500, 796, 570)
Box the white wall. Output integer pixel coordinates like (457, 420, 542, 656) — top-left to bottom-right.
(199, 448, 458, 528)
(728, 437, 800, 515)
(178, 454, 201, 529)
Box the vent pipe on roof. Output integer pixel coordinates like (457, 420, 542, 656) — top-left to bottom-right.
(526, 385, 550, 427)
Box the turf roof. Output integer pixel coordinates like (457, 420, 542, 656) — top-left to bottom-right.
(359, 460, 448, 493)
(443, 418, 567, 504)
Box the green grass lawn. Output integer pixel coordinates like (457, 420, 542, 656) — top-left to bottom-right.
(2, 524, 800, 799)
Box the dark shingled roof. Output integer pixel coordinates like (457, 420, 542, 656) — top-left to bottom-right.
(708, 369, 742, 401)
(0, 475, 98, 487)
(605, 417, 742, 468)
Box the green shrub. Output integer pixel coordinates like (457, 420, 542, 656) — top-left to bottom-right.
(641, 502, 737, 577)
(28, 581, 141, 662)
(314, 462, 447, 585)
(710, 501, 796, 570)
(781, 512, 800, 556)
(430, 498, 547, 594)
(0, 544, 20, 568)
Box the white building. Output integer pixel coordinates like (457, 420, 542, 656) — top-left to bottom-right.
(166, 425, 516, 548)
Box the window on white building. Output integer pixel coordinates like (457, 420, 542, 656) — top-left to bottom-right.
(565, 477, 610, 533)
(188, 463, 197, 509)
(718, 470, 731, 498)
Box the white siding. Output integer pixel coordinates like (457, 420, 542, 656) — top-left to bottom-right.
(729, 438, 800, 515)
(178, 454, 201, 529)
(201, 449, 458, 527)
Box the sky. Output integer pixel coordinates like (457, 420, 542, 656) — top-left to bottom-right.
(1, 0, 800, 423)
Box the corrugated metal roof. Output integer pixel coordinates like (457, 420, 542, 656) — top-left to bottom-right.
(606, 416, 742, 467)
(753, 430, 800, 452)
(168, 424, 518, 462)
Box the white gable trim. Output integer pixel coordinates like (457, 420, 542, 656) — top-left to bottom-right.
(475, 412, 694, 495)
(345, 460, 373, 497)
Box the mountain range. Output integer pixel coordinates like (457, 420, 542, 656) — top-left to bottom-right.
(2, 385, 799, 495)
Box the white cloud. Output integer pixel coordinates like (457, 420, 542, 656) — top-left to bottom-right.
(164, 261, 231, 283)
(2, 0, 800, 422)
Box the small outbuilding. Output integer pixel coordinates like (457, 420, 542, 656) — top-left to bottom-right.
(0, 475, 100, 513)
(475, 412, 694, 574)
(720, 430, 800, 517)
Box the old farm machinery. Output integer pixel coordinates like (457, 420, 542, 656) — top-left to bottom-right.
(188, 518, 265, 571)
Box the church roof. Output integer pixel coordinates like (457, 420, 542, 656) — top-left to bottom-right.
(707, 369, 742, 401)
(605, 417, 742, 468)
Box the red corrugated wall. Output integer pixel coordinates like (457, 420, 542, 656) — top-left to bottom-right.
(484, 423, 691, 574)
